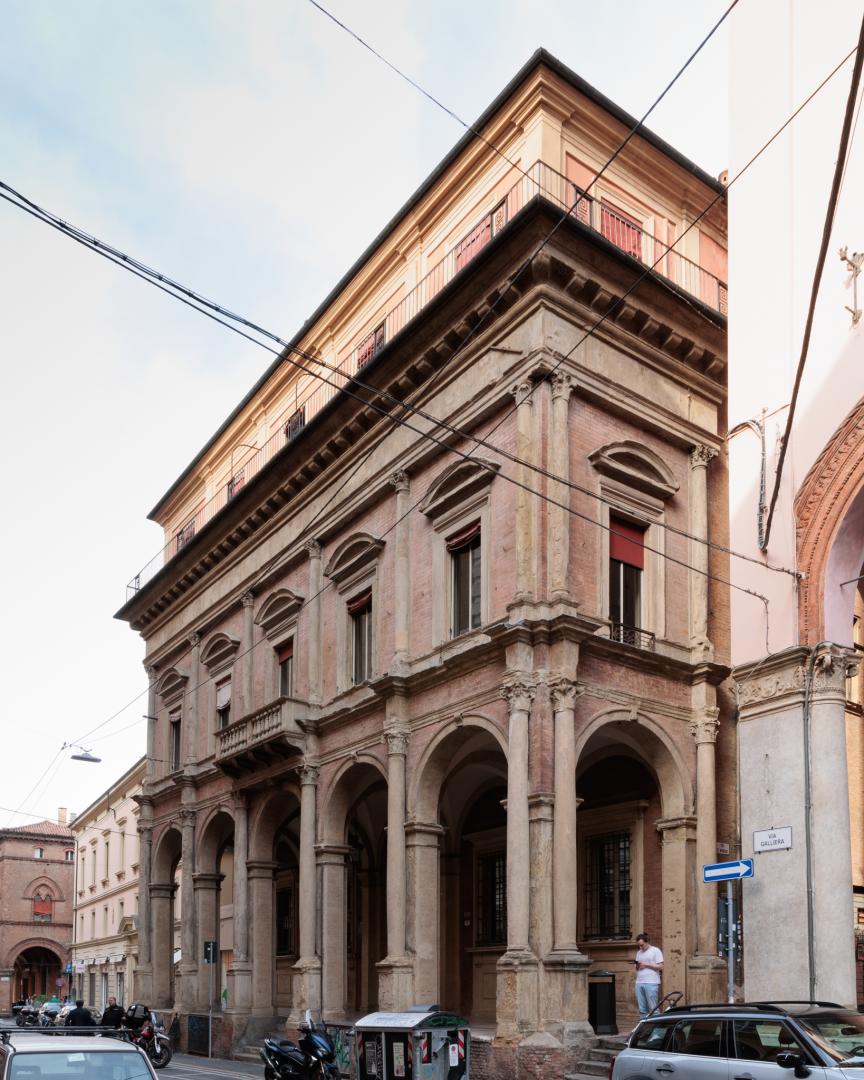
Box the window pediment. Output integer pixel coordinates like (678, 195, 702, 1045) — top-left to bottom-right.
(324, 533, 385, 586)
(200, 632, 240, 672)
(420, 458, 500, 520)
(589, 441, 678, 502)
(255, 589, 305, 640)
(155, 668, 189, 702)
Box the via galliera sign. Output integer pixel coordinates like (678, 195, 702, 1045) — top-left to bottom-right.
(753, 826, 792, 853)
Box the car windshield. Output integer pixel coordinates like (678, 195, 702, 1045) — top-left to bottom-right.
(798, 1011, 864, 1064)
(9, 1051, 151, 1080)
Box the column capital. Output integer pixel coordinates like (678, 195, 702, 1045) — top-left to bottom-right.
(389, 469, 410, 493)
(138, 824, 153, 844)
(298, 763, 320, 787)
(146, 666, 158, 686)
(178, 808, 196, 827)
(189, 632, 201, 649)
(547, 675, 583, 712)
(304, 538, 322, 559)
(690, 444, 719, 469)
(385, 731, 409, 757)
(689, 710, 720, 745)
(240, 590, 255, 608)
(509, 379, 535, 406)
(233, 791, 249, 813)
(501, 672, 538, 712)
(550, 371, 575, 402)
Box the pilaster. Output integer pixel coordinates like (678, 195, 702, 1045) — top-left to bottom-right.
(688, 444, 718, 661)
(305, 540, 323, 703)
(378, 730, 413, 1009)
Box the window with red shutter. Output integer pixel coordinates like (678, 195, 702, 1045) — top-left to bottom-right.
(455, 214, 493, 272)
(600, 199, 642, 261)
(609, 516, 646, 638)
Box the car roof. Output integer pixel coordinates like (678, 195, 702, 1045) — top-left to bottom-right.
(5, 1036, 142, 1053)
(648, 1001, 857, 1021)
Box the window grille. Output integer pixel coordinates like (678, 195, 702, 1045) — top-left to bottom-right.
(584, 831, 631, 939)
(476, 850, 507, 946)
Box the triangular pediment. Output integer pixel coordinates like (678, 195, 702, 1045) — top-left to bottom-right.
(420, 458, 500, 520)
(589, 441, 678, 502)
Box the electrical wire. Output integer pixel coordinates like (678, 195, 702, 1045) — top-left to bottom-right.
(4, 748, 65, 828)
(762, 11, 864, 549)
(22, 40, 856, 751)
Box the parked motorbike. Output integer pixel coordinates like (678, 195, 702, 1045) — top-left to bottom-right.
(123, 1003, 173, 1069)
(15, 1005, 38, 1027)
(260, 1011, 338, 1079)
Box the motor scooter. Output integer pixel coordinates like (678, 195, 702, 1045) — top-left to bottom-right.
(259, 1011, 338, 1079)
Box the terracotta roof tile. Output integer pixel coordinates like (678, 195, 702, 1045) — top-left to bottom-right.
(2, 820, 74, 839)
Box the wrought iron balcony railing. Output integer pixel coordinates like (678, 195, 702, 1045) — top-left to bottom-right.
(610, 623, 656, 651)
(126, 160, 726, 599)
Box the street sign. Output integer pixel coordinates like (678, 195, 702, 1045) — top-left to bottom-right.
(753, 826, 792, 853)
(703, 859, 754, 883)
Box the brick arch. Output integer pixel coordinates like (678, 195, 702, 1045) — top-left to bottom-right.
(4, 938, 66, 970)
(21, 875, 65, 902)
(795, 394, 864, 645)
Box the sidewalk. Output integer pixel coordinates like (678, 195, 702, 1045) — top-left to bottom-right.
(168, 1051, 262, 1077)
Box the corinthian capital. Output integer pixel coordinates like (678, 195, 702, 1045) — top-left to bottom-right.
(550, 372, 575, 402)
(547, 675, 582, 712)
(689, 710, 720, 745)
(509, 380, 534, 406)
(146, 665, 158, 686)
(299, 763, 320, 787)
(690, 444, 719, 469)
(385, 731, 409, 757)
(240, 590, 255, 609)
(304, 538, 322, 559)
(501, 672, 538, 712)
(389, 469, 410, 493)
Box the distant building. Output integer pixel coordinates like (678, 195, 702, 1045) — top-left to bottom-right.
(69, 758, 149, 1010)
(729, 1, 864, 1007)
(0, 812, 74, 1011)
(117, 49, 729, 1070)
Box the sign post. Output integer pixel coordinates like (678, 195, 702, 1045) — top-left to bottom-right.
(703, 859, 753, 1004)
(204, 940, 217, 1059)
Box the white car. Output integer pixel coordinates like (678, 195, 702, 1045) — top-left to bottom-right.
(0, 1030, 158, 1080)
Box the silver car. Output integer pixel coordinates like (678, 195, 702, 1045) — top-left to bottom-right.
(0, 1030, 158, 1080)
(612, 1001, 864, 1079)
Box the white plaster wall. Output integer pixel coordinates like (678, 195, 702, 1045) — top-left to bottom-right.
(729, 1, 864, 664)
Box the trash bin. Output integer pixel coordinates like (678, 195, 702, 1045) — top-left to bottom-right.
(588, 970, 617, 1035)
(355, 1008, 470, 1079)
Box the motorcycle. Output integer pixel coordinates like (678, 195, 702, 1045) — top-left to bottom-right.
(15, 1005, 38, 1027)
(123, 1003, 173, 1069)
(260, 1011, 338, 1079)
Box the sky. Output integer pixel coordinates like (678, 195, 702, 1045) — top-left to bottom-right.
(0, 0, 732, 825)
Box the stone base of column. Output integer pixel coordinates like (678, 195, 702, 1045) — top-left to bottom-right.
(289, 956, 322, 1020)
(542, 949, 595, 1046)
(227, 962, 253, 1013)
(135, 965, 153, 1004)
(376, 956, 414, 1011)
(495, 950, 539, 1042)
(687, 954, 727, 1003)
(175, 962, 200, 1013)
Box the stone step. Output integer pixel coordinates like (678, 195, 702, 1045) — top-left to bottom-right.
(233, 1052, 261, 1064)
(586, 1046, 618, 1062)
(567, 1063, 610, 1078)
(567, 1074, 613, 1080)
(597, 1035, 627, 1050)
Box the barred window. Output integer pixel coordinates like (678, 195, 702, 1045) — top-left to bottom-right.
(584, 831, 631, 939)
(276, 886, 296, 956)
(476, 850, 507, 946)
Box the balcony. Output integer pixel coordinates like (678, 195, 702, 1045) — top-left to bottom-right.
(125, 160, 726, 600)
(215, 695, 308, 777)
(610, 623, 656, 651)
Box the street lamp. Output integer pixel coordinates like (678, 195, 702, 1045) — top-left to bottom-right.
(64, 743, 101, 764)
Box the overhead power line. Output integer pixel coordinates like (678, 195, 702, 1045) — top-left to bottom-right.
(8, 39, 853, 752)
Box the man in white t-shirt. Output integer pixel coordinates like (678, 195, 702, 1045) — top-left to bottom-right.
(634, 932, 664, 1019)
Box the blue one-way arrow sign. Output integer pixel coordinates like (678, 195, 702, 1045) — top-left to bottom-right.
(703, 859, 754, 883)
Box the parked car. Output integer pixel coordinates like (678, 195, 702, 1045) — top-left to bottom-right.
(0, 1028, 158, 1080)
(612, 1001, 864, 1079)
(53, 1003, 101, 1026)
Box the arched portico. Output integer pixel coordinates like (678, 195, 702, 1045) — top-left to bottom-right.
(320, 758, 387, 1018)
(9, 942, 65, 1002)
(194, 807, 235, 1013)
(410, 718, 509, 1021)
(150, 825, 182, 1009)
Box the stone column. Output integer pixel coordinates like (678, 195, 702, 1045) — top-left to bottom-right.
(378, 731, 413, 1009)
(548, 373, 574, 600)
(497, 672, 539, 1039)
(305, 541, 323, 703)
(186, 635, 200, 766)
(689, 445, 718, 660)
(194, 873, 222, 1011)
(548, 676, 582, 951)
(241, 591, 255, 716)
(691, 709, 719, 956)
(228, 793, 252, 1011)
(177, 806, 198, 1010)
(389, 471, 411, 670)
(150, 882, 175, 1008)
(655, 816, 696, 1010)
(293, 765, 322, 1017)
(406, 823, 444, 1006)
(511, 380, 536, 603)
(248, 860, 277, 1015)
(318, 844, 350, 1018)
(136, 811, 154, 1002)
(146, 667, 157, 782)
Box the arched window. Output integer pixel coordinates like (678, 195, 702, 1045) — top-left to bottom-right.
(32, 892, 53, 923)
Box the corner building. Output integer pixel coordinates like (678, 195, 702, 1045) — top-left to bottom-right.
(117, 51, 730, 1071)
